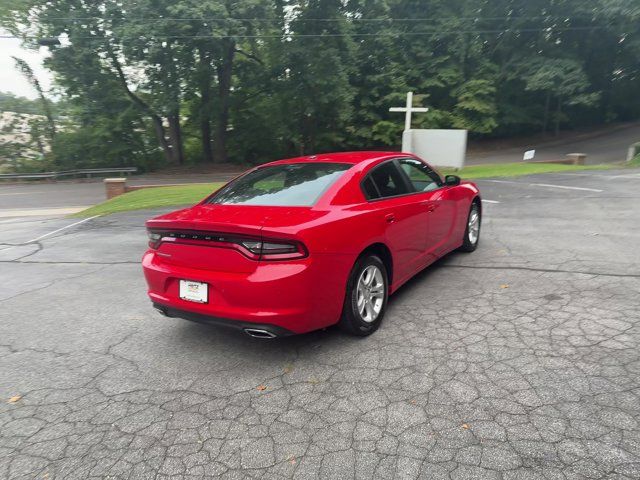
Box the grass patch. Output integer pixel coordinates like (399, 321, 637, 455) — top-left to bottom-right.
(442, 162, 617, 179)
(74, 161, 627, 217)
(74, 182, 223, 217)
(628, 154, 640, 167)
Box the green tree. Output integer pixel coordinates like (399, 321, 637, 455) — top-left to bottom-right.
(281, 0, 356, 154)
(0, 91, 46, 115)
(1, 0, 639, 170)
(521, 58, 600, 135)
(11, 57, 56, 140)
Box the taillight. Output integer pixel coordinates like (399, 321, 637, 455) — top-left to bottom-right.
(147, 229, 307, 260)
(240, 240, 307, 260)
(148, 231, 162, 249)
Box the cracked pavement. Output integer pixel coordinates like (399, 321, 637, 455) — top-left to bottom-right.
(1, 169, 639, 479)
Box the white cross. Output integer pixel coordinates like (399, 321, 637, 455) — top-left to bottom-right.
(389, 92, 429, 131)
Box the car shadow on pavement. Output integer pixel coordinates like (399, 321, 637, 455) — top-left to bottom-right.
(173, 316, 346, 353)
(168, 250, 470, 356)
(386, 253, 459, 305)
(170, 252, 469, 354)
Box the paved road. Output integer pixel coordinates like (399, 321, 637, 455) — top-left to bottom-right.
(2, 122, 639, 215)
(467, 122, 640, 165)
(1, 169, 640, 479)
(0, 172, 239, 213)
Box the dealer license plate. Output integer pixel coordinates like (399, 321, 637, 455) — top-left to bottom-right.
(179, 280, 208, 303)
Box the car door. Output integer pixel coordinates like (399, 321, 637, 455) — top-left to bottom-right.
(396, 158, 456, 259)
(363, 160, 429, 283)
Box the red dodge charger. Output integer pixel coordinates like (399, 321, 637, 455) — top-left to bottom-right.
(142, 152, 481, 337)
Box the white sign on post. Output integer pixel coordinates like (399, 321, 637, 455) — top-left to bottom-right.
(389, 92, 467, 169)
(403, 129, 467, 169)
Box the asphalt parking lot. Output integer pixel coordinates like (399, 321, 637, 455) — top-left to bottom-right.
(1, 169, 639, 479)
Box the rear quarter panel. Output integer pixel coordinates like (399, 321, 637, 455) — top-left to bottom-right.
(261, 206, 390, 326)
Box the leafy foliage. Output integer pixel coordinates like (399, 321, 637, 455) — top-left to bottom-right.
(0, 91, 45, 115)
(0, 0, 638, 171)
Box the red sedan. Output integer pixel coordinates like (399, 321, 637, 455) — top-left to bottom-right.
(143, 152, 481, 337)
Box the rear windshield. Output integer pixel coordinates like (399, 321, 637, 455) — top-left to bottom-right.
(208, 163, 351, 206)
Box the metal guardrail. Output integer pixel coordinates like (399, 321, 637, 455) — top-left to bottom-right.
(0, 167, 138, 181)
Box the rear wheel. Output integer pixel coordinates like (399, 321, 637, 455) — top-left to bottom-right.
(459, 200, 481, 252)
(339, 255, 388, 336)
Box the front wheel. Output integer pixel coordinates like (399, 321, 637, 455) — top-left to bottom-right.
(339, 255, 388, 336)
(459, 201, 481, 252)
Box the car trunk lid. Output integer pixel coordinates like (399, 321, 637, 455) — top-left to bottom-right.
(146, 204, 322, 272)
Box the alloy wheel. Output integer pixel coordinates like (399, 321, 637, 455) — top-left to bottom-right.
(468, 204, 480, 245)
(356, 265, 385, 323)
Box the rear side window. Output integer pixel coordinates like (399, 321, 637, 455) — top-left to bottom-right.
(209, 163, 350, 206)
(367, 161, 410, 199)
(398, 158, 442, 192)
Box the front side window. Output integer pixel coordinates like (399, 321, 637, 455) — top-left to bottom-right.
(398, 158, 442, 192)
(209, 163, 351, 206)
(367, 161, 411, 199)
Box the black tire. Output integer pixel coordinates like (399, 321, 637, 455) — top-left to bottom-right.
(338, 254, 389, 336)
(459, 200, 481, 252)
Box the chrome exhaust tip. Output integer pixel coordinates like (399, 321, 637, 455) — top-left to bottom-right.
(244, 328, 277, 339)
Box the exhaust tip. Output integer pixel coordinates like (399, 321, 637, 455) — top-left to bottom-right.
(154, 305, 168, 316)
(244, 328, 277, 339)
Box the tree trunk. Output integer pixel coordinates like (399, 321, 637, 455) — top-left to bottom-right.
(201, 116, 213, 163)
(167, 112, 185, 165)
(108, 49, 174, 164)
(12, 57, 56, 140)
(460, 33, 469, 81)
(542, 91, 551, 133)
(151, 117, 174, 163)
(198, 47, 214, 163)
(38, 93, 56, 141)
(555, 94, 562, 136)
(35, 131, 45, 157)
(213, 40, 235, 164)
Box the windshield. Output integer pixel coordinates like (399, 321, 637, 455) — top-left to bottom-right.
(208, 163, 351, 206)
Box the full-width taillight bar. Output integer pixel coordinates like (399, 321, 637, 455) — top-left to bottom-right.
(147, 230, 307, 260)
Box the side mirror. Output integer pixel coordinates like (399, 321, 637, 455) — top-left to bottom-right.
(444, 175, 461, 186)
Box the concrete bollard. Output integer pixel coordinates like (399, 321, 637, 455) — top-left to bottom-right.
(566, 153, 587, 165)
(627, 142, 640, 162)
(104, 178, 127, 199)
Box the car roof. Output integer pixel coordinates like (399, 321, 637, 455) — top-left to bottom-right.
(264, 151, 411, 166)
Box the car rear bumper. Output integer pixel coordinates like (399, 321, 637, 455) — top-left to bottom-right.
(152, 303, 296, 337)
(142, 250, 353, 335)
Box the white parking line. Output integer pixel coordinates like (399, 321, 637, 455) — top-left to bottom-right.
(26, 215, 101, 243)
(481, 180, 520, 184)
(0, 215, 100, 252)
(0, 215, 100, 253)
(480, 179, 603, 192)
(610, 173, 640, 179)
(529, 183, 603, 192)
(482, 199, 500, 204)
(550, 172, 640, 180)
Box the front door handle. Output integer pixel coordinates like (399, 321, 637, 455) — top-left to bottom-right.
(385, 213, 396, 223)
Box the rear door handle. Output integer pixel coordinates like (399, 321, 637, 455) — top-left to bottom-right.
(422, 202, 437, 213)
(385, 213, 396, 223)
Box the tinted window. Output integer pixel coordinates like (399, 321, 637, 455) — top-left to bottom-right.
(362, 177, 380, 200)
(209, 163, 350, 206)
(398, 158, 442, 192)
(368, 161, 410, 198)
